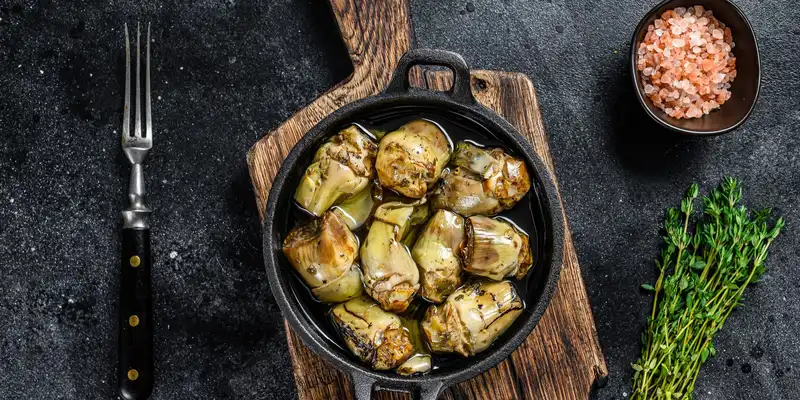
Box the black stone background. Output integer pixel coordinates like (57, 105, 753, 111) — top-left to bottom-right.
(0, 0, 798, 399)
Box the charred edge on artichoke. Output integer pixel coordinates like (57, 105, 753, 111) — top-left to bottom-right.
(461, 217, 476, 267)
(513, 229, 534, 280)
(375, 328, 414, 370)
(283, 218, 320, 248)
(333, 311, 376, 362)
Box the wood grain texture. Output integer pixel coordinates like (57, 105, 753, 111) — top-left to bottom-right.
(246, 0, 607, 398)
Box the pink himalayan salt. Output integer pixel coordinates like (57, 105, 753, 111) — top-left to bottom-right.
(637, 5, 737, 119)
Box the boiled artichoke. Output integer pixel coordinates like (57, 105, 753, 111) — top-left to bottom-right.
(375, 120, 451, 198)
(295, 125, 377, 216)
(397, 316, 432, 376)
(461, 216, 533, 281)
(371, 199, 430, 240)
(331, 296, 414, 370)
(360, 200, 427, 312)
(282, 211, 363, 303)
(312, 264, 364, 303)
(411, 209, 465, 303)
(421, 280, 523, 357)
(431, 142, 530, 216)
(430, 167, 497, 217)
(332, 183, 376, 230)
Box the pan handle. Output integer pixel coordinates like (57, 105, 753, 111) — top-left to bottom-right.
(352, 375, 375, 400)
(415, 382, 445, 400)
(351, 374, 444, 400)
(384, 48, 475, 105)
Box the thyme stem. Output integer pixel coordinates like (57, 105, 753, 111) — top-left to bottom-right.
(631, 178, 784, 399)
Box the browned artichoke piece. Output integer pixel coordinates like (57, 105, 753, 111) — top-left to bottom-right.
(421, 280, 523, 357)
(331, 296, 414, 370)
(282, 212, 363, 302)
(315, 125, 378, 178)
(430, 167, 502, 217)
(361, 200, 426, 312)
(411, 209, 465, 303)
(452, 142, 531, 209)
(294, 125, 377, 216)
(375, 198, 430, 248)
(361, 220, 419, 312)
(311, 264, 364, 303)
(450, 141, 504, 178)
(397, 353, 432, 376)
(432, 142, 531, 216)
(461, 216, 533, 281)
(375, 120, 451, 198)
(371, 199, 429, 240)
(332, 183, 376, 230)
(396, 316, 433, 375)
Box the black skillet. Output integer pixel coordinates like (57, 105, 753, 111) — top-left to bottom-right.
(262, 49, 565, 400)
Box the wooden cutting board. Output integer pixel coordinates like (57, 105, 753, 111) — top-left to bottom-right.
(246, 0, 608, 398)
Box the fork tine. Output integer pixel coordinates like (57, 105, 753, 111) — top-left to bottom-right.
(134, 22, 142, 139)
(122, 24, 131, 142)
(145, 23, 152, 141)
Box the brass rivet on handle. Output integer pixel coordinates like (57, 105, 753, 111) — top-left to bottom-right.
(129, 255, 141, 267)
(128, 315, 140, 327)
(127, 369, 139, 381)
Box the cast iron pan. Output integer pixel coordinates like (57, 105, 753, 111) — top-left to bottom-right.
(263, 49, 565, 400)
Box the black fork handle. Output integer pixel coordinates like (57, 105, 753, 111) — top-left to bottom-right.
(118, 228, 153, 400)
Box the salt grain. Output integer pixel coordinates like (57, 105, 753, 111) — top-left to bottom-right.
(637, 5, 736, 119)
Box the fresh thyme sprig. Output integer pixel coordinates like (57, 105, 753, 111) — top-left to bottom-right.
(632, 178, 784, 399)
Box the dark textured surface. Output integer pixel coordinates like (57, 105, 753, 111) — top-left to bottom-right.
(0, 0, 797, 399)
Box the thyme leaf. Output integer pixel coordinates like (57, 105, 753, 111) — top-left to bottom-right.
(631, 178, 784, 400)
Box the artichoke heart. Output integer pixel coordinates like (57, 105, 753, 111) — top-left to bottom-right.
(462, 216, 533, 281)
(430, 167, 500, 217)
(412, 209, 465, 303)
(360, 200, 427, 312)
(312, 264, 364, 303)
(372, 198, 430, 241)
(421, 280, 523, 357)
(432, 142, 530, 216)
(282, 211, 363, 303)
(375, 120, 451, 199)
(332, 183, 376, 230)
(397, 316, 433, 376)
(295, 125, 377, 216)
(331, 296, 414, 370)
